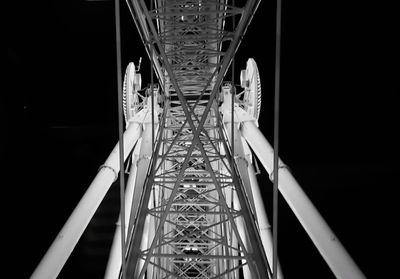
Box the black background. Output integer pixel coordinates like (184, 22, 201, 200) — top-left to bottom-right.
(5, 0, 399, 278)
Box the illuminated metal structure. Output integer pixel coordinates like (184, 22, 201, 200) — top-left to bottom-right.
(31, 1, 366, 278)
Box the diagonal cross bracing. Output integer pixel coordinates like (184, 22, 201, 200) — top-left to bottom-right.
(124, 0, 269, 278)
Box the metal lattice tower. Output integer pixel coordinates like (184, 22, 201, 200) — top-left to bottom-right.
(123, 1, 269, 277)
(31, 1, 366, 279)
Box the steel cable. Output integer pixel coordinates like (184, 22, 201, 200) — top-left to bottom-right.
(272, 0, 283, 278)
(114, 0, 127, 278)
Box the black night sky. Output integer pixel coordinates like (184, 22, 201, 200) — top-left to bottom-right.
(5, 0, 399, 278)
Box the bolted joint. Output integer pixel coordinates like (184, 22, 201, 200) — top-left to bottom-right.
(234, 155, 249, 166)
(98, 164, 118, 182)
(269, 164, 289, 182)
(136, 155, 151, 166)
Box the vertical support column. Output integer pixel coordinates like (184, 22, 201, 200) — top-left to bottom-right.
(247, 163, 284, 279)
(31, 122, 142, 279)
(241, 120, 366, 279)
(104, 140, 142, 279)
(136, 209, 151, 277)
(224, 123, 256, 216)
(232, 191, 252, 279)
(224, 186, 239, 279)
(220, 137, 239, 279)
(146, 189, 155, 279)
(210, 165, 223, 277)
(209, 110, 227, 277)
(215, 209, 223, 276)
(127, 122, 157, 235)
(151, 158, 161, 279)
(162, 122, 173, 277)
(127, 120, 159, 278)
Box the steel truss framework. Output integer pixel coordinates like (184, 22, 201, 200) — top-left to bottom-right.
(125, 0, 270, 278)
(125, 99, 269, 278)
(31, 1, 367, 279)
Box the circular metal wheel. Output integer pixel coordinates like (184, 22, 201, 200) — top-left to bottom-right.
(123, 62, 142, 124)
(240, 58, 262, 122)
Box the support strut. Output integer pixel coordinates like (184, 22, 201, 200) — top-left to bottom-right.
(31, 122, 142, 279)
(241, 119, 366, 279)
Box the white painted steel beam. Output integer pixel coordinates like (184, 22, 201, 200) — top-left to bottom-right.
(223, 123, 257, 216)
(233, 191, 252, 279)
(240, 119, 366, 279)
(30, 122, 142, 279)
(127, 123, 158, 236)
(247, 163, 284, 279)
(104, 140, 142, 279)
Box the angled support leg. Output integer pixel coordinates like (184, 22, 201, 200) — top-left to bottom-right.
(241, 119, 366, 279)
(31, 122, 142, 279)
(223, 122, 257, 216)
(104, 139, 142, 279)
(232, 191, 252, 279)
(247, 163, 284, 279)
